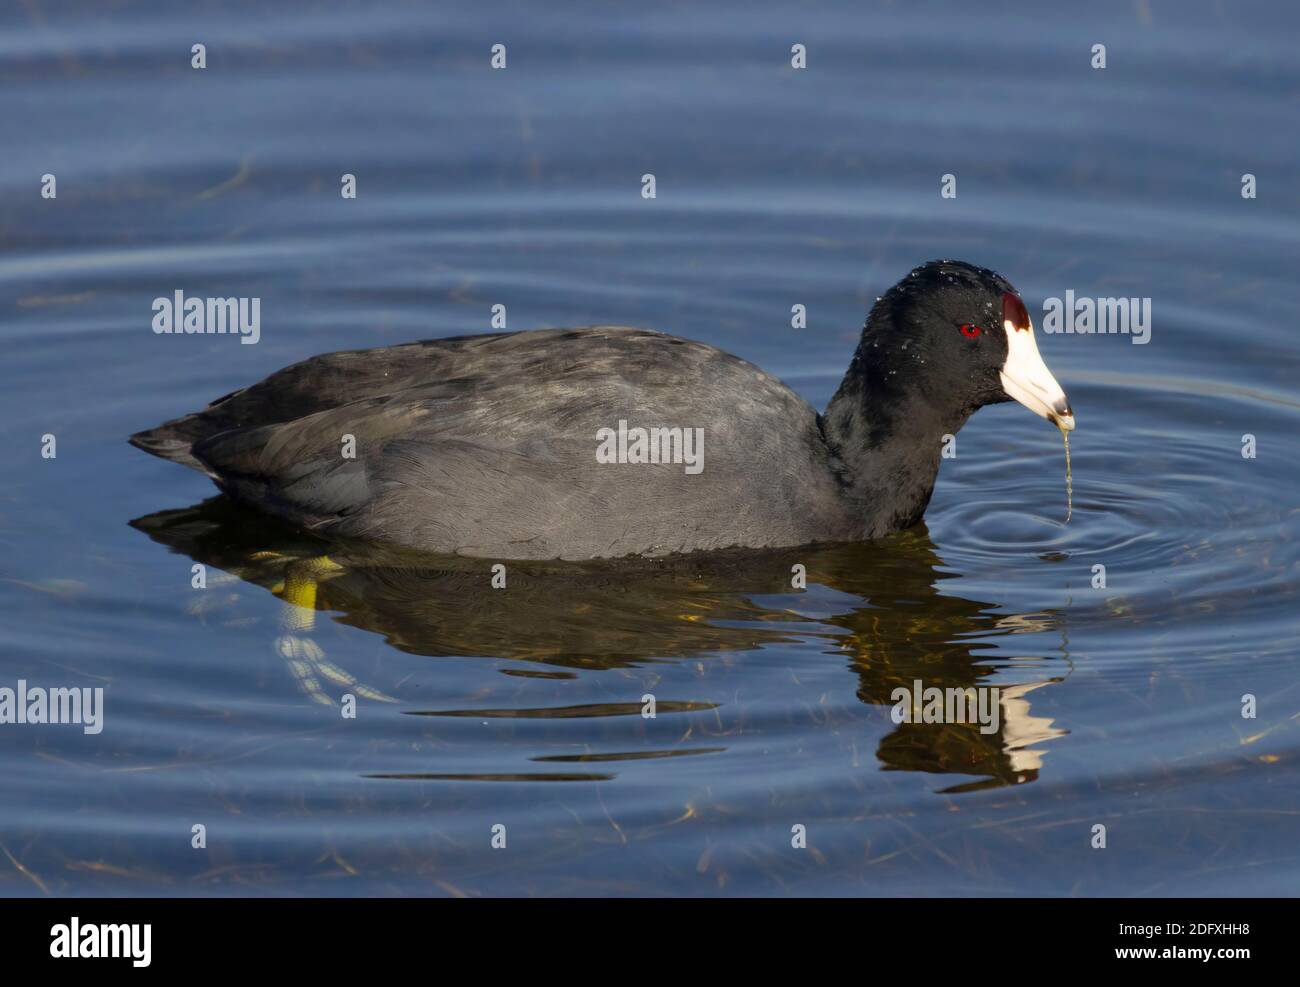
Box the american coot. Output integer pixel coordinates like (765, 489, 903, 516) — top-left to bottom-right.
(131, 259, 1074, 561)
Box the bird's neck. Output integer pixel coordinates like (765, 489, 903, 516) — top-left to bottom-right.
(823, 353, 970, 537)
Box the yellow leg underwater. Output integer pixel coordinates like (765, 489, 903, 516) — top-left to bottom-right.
(271, 556, 395, 705)
(278, 555, 344, 631)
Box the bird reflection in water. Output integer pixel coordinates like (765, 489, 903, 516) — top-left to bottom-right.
(131, 496, 1068, 793)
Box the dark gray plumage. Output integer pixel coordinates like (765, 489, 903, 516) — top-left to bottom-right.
(133, 327, 859, 558)
(130, 260, 1073, 560)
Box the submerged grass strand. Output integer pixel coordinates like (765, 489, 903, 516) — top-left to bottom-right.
(1063, 429, 1072, 524)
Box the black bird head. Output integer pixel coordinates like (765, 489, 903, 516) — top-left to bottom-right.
(859, 259, 1074, 431)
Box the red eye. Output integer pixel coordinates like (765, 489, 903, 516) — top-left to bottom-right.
(960, 324, 982, 338)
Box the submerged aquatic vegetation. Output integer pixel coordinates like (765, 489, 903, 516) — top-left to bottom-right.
(1062, 428, 1073, 524)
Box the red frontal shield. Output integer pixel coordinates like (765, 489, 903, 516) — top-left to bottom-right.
(1002, 292, 1031, 332)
